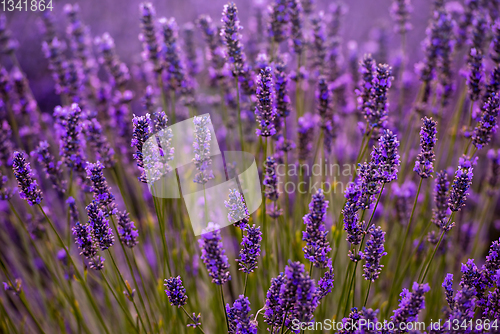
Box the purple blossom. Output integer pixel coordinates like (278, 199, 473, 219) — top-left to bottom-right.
(131, 113, 152, 183)
(371, 129, 400, 183)
(274, 56, 291, 119)
(197, 14, 226, 82)
(264, 273, 285, 330)
(357, 161, 382, 210)
(472, 92, 500, 150)
(225, 189, 249, 228)
(237, 224, 262, 274)
(297, 113, 316, 161)
(483, 238, 500, 288)
(139, 2, 161, 72)
(390, 0, 412, 34)
(32, 140, 66, 195)
(226, 295, 257, 334)
(94, 33, 129, 89)
(198, 222, 231, 285)
(0, 120, 13, 167)
(0, 172, 12, 201)
(85, 161, 117, 216)
(84, 118, 116, 168)
(487, 149, 500, 189)
(159, 17, 189, 92)
(221, 3, 254, 95)
(432, 170, 450, 229)
(356, 54, 376, 120)
(192, 115, 214, 185)
(12, 151, 42, 206)
(311, 12, 327, 75)
(390, 282, 430, 329)
(442, 273, 454, 310)
(86, 201, 114, 251)
(317, 259, 334, 301)
(483, 270, 500, 319)
(302, 189, 331, 268)
(467, 48, 484, 102)
(72, 220, 97, 259)
(255, 67, 277, 137)
(117, 211, 139, 248)
(59, 103, 86, 174)
(414, 117, 437, 178)
(343, 179, 364, 245)
(367, 64, 392, 137)
(361, 225, 387, 282)
(448, 156, 474, 212)
(164, 276, 188, 307)
(288, 0, 304, 55)
(316, 76, 332, 129)
(268, 0, 289, 44)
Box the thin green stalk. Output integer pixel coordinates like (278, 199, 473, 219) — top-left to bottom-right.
(363, 280, 372, 307)
(181, 306, 206, 334)
(220, 285, 230, 332)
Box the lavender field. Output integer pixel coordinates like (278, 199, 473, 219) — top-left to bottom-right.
(1, 0, 500, 333)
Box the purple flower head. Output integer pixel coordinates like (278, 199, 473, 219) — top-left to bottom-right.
(460, 259, 486, 303)
(237, 224, 262, 274)
(84, 118, 115, 168)
(255, 67, 277, 137)
(302, 189, 331, 268)
(473, 92, 500, 150)
(390, 0, 413, 34)
(139, 2, 161, 72)
(483, 270, 500, 319)
(448, 155, 474, 212)
(33, 140, 66, 196)
(414, 117, 437, 178)
(131, 113, 152, 183)
(221, 3, 254, 95)
(183, 22, 199, 78)
(198, 222, 231, 285)
(225, 189, 249, 228)
(264, 273, 285, 330)
(445, 285, 477, 331)
(456, 0, 479, 47)
(316, 76, 332, 129)
(94, 33, 129, 89)
(483, 238, 500, 287)
(117, 211, 138, 248)
(85, 161, 117, 216)
(72, 221, 97, 259)
(297, 113, 316, 161)
(432, 170, 450, 229)
(187, 313, 202, 329)
(42, 37, 70, 95)
(159, 17, 189, 93)
(59, 103, 86, 174)
(268, 0, 289, 44)
(467, 48, 484, 102)
(390, 282, 430, 327)
(67, 196, 79, 224)
(89, 256, 105, 271)
(443, 273, 455, 310)
(367, 64, 392, 137)
(192, 115, 214, 184)
(317, 258, 334, 301)
(361, 225, 387, 282)
(288, 0, 304, 55)
(357, 161, 382, 210)
(12, 151, 42, 206)
(226, 295, 257, 334)
(274, 56, 291, 119)
(263, 156, 280, 203)
(371, 129, 400, 183)
(311, 12, 327, 75)
(280, 260, 318, 330)
(0, 120, 13, 168)
(164, 276, 188, 307)
(197, 14, 226, 81)
(343, 179, 364, 245)
(86, 201, 114, 250)
(356, 54, 376, 118)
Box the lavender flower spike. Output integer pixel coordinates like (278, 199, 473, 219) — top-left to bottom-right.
(164, 276, 188, 307)
(226, 295, 257, 334)
(86, 201, 114, 250)
(368, 64, 393, 138)
(237, 224, 262, 274)
(264, 273, 285, 331)
(192, 115, 214, 184)
(361, 225, 387, 282)
(268, 0, 289, 44)
(59, 103, 86, 173)
(442, 273, 454, 310)
(72, 221, 97, 259)
(414, 117, 437, 178)
(159, 17, 188, 92)
(297, 114, 316, 161)
(302, 189, 331, 268)
(342, 180, 364, 245)
(371, 129, 400, 183)
(131, 113, 152, 183)
(85, 161, 117, 216)
(432, 170, 450, 229)
(117, 211, 139, 248)
(390, 282, 430, 328)
(221, 2, 254, 95)
(288, 0, 304, 55)
(33, 140, 66, 195)
(448, 156, 474, 212)
(467, 48, 484, 102)
(390, 0, 412, 34)
(12, 151, 43, 206)
(198, 222, 231, 285)
(472, 92, 500, 150)
(225, 189, 250, 228)
(317, 259, 334, 301)
(139, 3, 161, 72)
(0, 172, 13, 201)
(255, 67, 277, 137)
